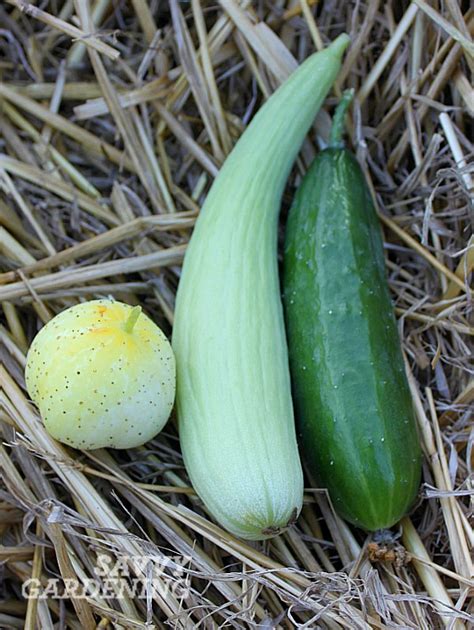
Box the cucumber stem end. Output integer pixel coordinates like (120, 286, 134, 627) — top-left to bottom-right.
(329, 89, 354, 148)
(124, 305, 142, 334)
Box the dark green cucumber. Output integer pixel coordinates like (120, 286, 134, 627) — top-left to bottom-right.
(283, 92, 421, 531)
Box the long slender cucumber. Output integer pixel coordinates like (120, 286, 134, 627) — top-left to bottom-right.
(173, 36, 350, 540)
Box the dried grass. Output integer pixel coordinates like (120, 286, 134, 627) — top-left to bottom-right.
(0, 1, 472, 628)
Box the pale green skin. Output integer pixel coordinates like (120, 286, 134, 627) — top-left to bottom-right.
(25, 299, 176, 450)
(172, 35, 350, 540)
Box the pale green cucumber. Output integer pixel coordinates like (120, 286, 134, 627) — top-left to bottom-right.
(172, 35, 350, 540)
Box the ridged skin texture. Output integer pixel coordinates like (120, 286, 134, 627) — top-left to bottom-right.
(173, 35, 350, 540)
(25, 299, 175, 450)
(283, 149, 421, 531)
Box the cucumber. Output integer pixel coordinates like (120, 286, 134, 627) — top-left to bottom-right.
(173, 36, 350, 540)
(283, 92, 421, 531)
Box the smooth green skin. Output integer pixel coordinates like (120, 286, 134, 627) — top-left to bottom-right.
(283, 148, 421, 531)
(173, 35, 350, 540)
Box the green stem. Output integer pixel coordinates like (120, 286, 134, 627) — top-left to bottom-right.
(328, 89, 354, 148)
(123, 305, 141, 333)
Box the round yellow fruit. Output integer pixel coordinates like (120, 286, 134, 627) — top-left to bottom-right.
(25, 299, 176, 450)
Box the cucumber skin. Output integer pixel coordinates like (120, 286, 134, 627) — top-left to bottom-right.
(283, 148, 421, 531)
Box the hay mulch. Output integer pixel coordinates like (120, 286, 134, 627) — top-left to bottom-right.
(0, 1, 472, 628)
